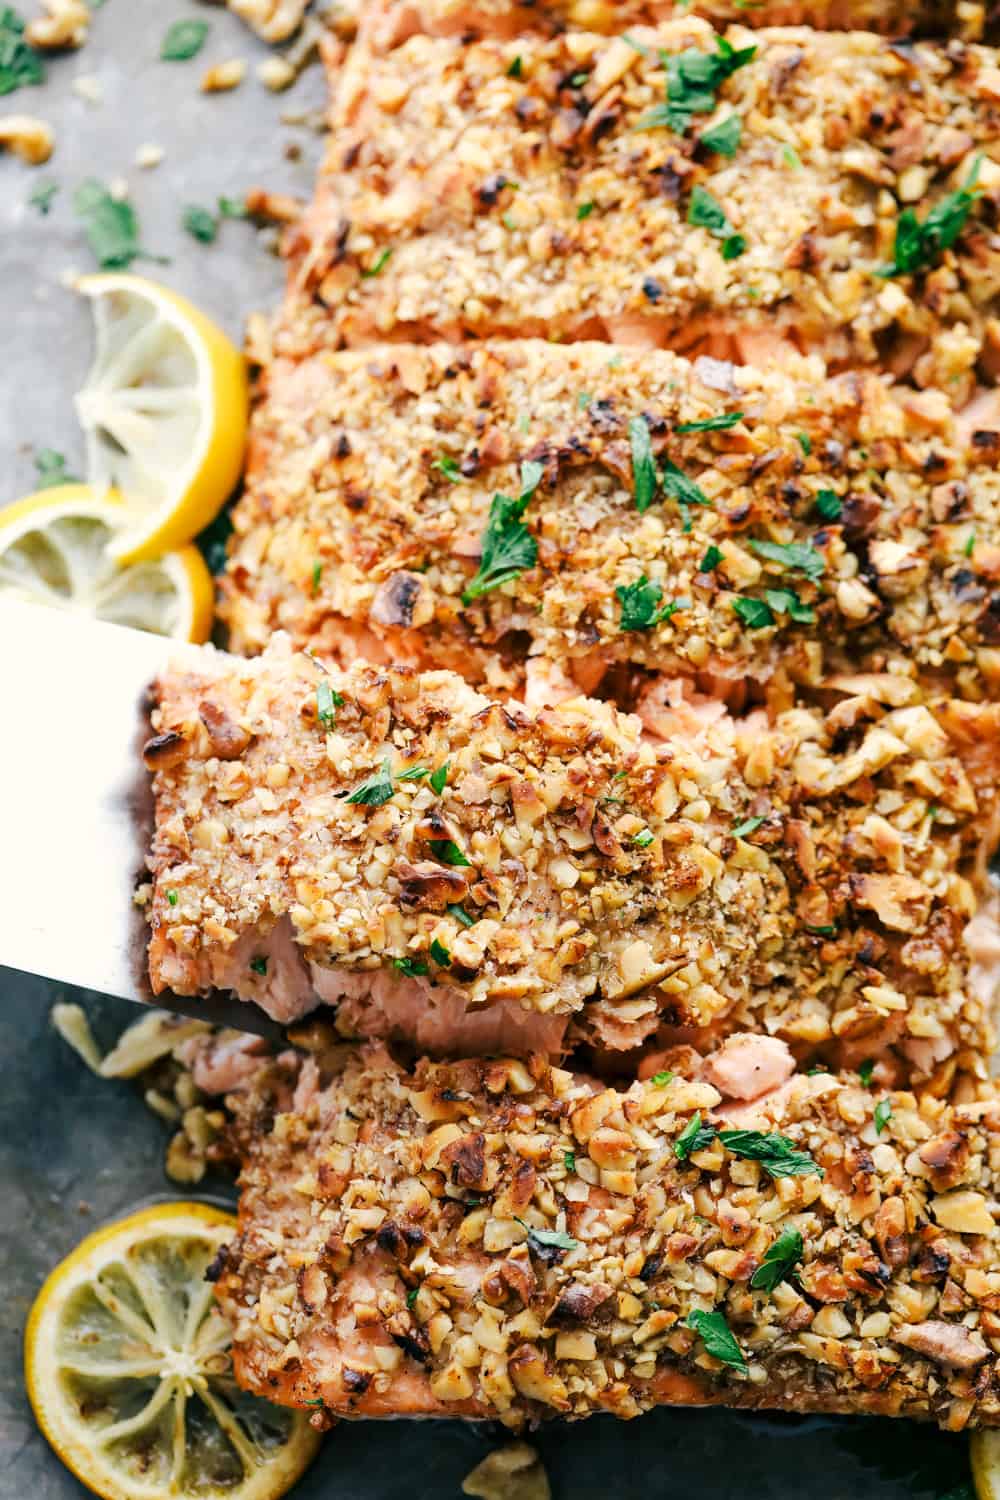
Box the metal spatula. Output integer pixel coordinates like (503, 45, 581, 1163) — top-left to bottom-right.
(0, 596, 281, 1038)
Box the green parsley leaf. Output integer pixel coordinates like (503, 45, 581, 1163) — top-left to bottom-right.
(805, 923, 837, 937)
(797, 431, 812, 455)
(447, 903, 475, 928)
(167, 889, 178, 906)
(749, 538, 825, 583)
(964, 530, 976, 558)
(507, 54, 522, 77)
(397, 765, 430, 782)
(874, 1098, 893, 1135)
(636, 38, 756, 136)
(717, 1129, 822, 1179)
(362, 248, 392, 278)
(732, 815, 764, 838)
(675, 411, 743, 433)
(249, 956, 267, 975)
(303, 1398, 324, 1407)
(878, 155, 983, 278)
(661, 457, 710, 531)
(688, 183, 729, 235)
(28, 179, 57, 214)
(428, 840, 470, 867)
(462, 461, 542, 603)
(515, 1217, 579, 1254)
(858, 1059, 874, 1088)
(432, 455, 463, 483)
(218, 195, 249, 219)
(343, 756, 395, 807)
(161, 18, 209, 60)
(782, 144, 802, 170)
(34, 448, 79, 488)
(394, 956, 429, 976)
(406, 1286, 420, 1308)
(685, 1307, 746, 1370)
(316, 680, 343, 730)
(815, 488, 842, 521)
(430, 938, 451, 967)
(564, 1150, 576, 1172)
(651, 1070, 674, 1087)
(700, 112, 741, 157)
(0, 7, 44, 95)
(700, 543, 723, 572)
(429, 761, 450, 795)
(576, 200, 595, 220)
(749, 1227, 803, 1293)
(616, 575, 689, 631)
(577, 391, 592, 409)
(182, 203, 217, 244)
(733, 596, 774, 629)
(633, 828, 655, 849)
(629, 414, 658, 513)
(73, 180, 163, 270)
(311, 560, 322, 596)
(721, 232, 746, 260)
(764, 587, 815, 624)
(674, 1110, 717, 1161)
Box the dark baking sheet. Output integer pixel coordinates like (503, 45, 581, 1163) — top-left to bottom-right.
(0, 3, 975, 1494)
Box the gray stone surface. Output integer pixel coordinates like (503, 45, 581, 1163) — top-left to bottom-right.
(0, 2, 977, 1495)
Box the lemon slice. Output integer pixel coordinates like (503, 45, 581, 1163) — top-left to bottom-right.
(972, 1431, 1000, 1499)
(0, 485, 214, 641)
(75, 274, 249, 566)
(25, 1202, 323, 1500)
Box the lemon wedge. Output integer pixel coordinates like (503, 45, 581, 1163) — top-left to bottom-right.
(972, 1431, 1000, 1500)
(0, 485, 214, 641)
(75, 274, 249, 565)
(25, 1202, 323, 1500)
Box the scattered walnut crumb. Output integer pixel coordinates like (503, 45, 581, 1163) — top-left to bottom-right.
(26, 0, 90, 50)
(135, 143, 165, 170)
(257, 56, 296, 91)
(227, 0, 310, 43)
(201, 59, 247, 93)
(0, 113, 54, 164)
(463, 1444, 551, 1500)
(70, 73, 102, 105)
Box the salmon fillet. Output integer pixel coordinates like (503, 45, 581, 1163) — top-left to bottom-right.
(219, 341, 1000, 699)
(274, 21, 1000, 398)
(213, 1038, 1000, 1430)
(146, 637, 1000, 1083)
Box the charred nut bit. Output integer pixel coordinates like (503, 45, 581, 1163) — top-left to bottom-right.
(199, 700, 252, 759)
(142, 729, 187, 769)
(0, 115, 54, 164)
(393, 858, 470, 911)
(550, 1282, 615, 1325)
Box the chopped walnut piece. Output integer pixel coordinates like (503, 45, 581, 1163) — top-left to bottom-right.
(462, 1443, 551, 1500)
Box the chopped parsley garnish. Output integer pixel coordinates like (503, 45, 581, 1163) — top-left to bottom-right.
(577, 391, 592, 409)
(343, 756, 395, 807)
(249, 956, 267, 975)
(858, 1059, 874, 1088)
(700, 544, 723, 572)
(161, 18, 209, 60)
(315, 680, 343, 730)
(394, 956, 430, 977)
(805, 923, 837, 937)
(633, 828, 655, 849)
(361, 248, 392, 278)
(651, 1070, 674, 1087)
(576, 200, 595, 220)
(447, 903, 475, 927)
(717, 1129, 821, 1179)
(675, 411, 743, 434)
(462, 460, 542, 603)
(564, 1150, 576, 1172)
(764, 587, 815, 624)
(750, 1227, 803, 1293)
(429, 761, 450, 795)
(73, 180, 164, 271)
(662, 458, 710, 531)
(685, 1307, 746, 1370)
(749, 538, 824, 583)
(878, 155, 983, 278)
(700, 112, 741, 157)
(636, 37, 756, 136)
(964, 530, 976, 558)
(674, 1111, 717, 1161)
(34, 448, 79, 488)
(732, 596, 774, 630)
(430, 938, 452, 967)
(629, 415, 658, 513)
(182, 204, 217, 244)
(406, 1286, 420, 1308)
(616, 575, 689, 631)
(166, 889, 178, 906)
(507, 54, 522, 77)
(311, 560, 322, 596)
(0, 6, 44, 95)
(515, 1217, 579, 1254)
(432, 455, 463, 483)
(303, 1398, 324, 1407)
(815, 488, 842, 521)
(218, 195, 249, 219)
(797, 432, 812, 455)
(428, 839, 470, 867)
(569, 70, 588, 87)
(687, 184, 745, 259)
(397, 765, 430, 782)
(732, 815, 764, 838)
(874, 1098, 893, 1135)
(28, 179, 57, 215)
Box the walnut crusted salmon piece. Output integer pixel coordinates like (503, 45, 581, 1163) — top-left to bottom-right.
(214, 1041, 1000, 1430)
(219, 341, 1000, 699)
(275, 20, 1000, 399)
(146, 638, 1000, 1081)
